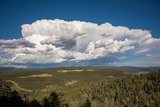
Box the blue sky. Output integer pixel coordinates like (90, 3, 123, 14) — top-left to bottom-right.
(0, 0, 160, 68)
(0, 0, 160, 39)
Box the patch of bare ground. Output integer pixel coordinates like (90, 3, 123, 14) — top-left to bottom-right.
(65, 80, 78, 86)
(58, 69, 94, 73)
(6, 80, 32, 92)
(19, 74, 52, 78)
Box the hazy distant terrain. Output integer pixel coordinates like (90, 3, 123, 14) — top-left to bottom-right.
(0, 66, 159, 74)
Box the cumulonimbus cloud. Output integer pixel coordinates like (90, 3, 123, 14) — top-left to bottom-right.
(0, 19, 160, 66)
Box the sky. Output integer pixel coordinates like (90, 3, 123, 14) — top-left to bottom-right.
(0, 0, 160, 68)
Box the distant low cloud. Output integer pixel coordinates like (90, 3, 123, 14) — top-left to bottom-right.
(0, 19, 160, 66)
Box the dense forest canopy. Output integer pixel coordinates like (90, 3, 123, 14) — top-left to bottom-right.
(0, 71, 160, 107)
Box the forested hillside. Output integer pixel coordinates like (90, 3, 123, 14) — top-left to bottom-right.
(0, 70, 160, 107)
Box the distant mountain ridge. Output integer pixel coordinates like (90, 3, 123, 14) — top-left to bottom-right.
(0, 66, 159, 75)
(0, 67, 28, 74)
(117, 66, 160, 73)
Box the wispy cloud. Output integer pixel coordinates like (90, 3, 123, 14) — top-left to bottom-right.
(135, 49, 149, 54)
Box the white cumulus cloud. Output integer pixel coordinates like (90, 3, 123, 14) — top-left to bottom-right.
(0, 19, 160, 66)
